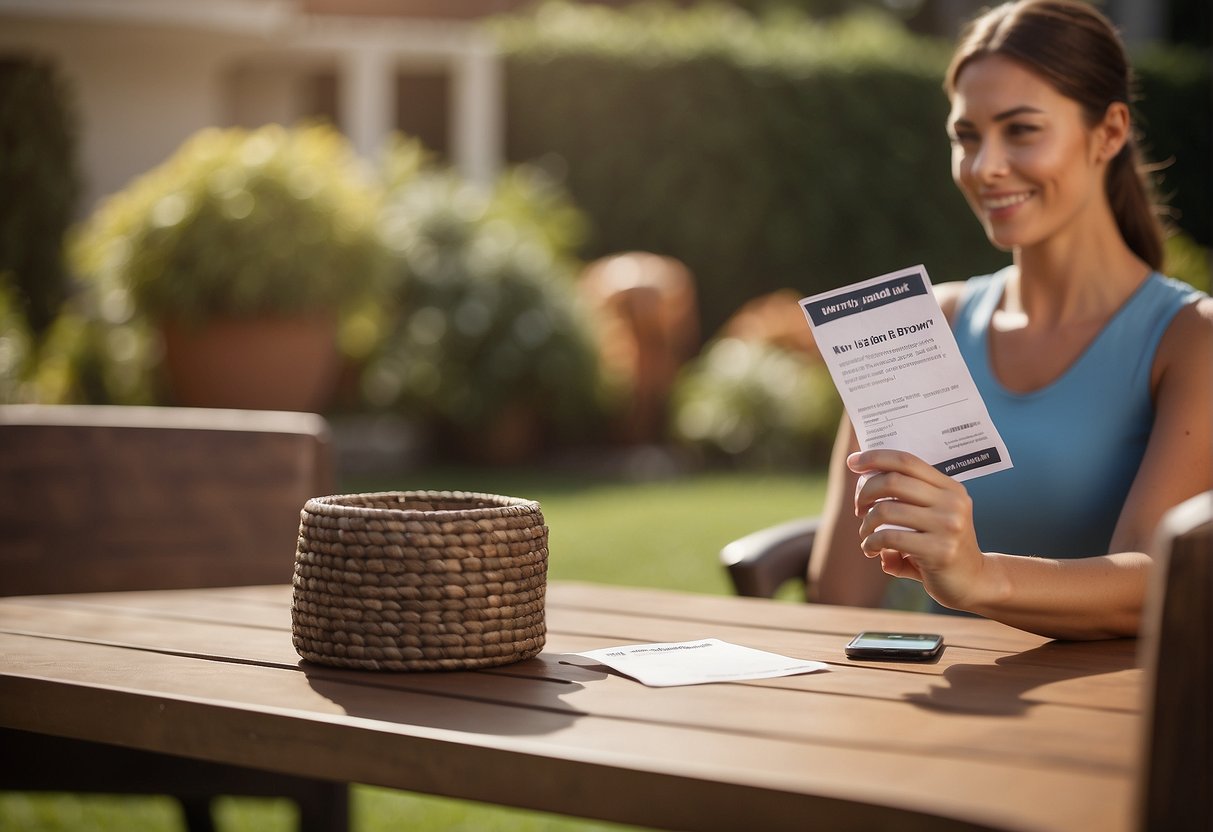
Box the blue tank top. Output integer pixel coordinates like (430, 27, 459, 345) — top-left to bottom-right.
(954, 268, 1202, 558)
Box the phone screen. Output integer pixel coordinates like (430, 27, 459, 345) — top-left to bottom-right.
(845, 631, 943, 660)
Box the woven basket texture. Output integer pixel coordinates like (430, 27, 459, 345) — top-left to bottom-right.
(292, 490, 548, 671)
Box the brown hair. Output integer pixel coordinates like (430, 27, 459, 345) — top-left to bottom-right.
(945, 0, 1166, 269)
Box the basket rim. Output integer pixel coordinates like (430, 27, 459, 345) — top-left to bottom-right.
(304, 490, 541, 521)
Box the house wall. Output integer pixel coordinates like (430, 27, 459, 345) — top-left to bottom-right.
(0, 19, 262, 214)
(0, 10, 501, 219)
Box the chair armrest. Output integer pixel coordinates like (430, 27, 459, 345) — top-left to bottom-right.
(720, 517, 820, 599)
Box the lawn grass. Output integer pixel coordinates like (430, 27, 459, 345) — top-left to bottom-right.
(348, 463, 828, 596)
(0, 463, 828, 832)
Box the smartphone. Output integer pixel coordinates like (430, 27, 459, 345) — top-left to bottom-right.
(844, 631, 943, 661)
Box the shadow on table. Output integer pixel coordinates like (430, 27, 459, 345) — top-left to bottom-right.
(300, 652, 607, 737)
(904, 638, 1139, 716)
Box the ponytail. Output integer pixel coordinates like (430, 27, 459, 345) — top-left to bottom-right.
(1107, 140, 1165, 271)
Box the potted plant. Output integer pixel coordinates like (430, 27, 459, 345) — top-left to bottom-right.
(363, 165, 608, 464)
(70, 123, 389, 411)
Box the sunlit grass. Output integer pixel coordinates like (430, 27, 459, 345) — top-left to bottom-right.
(352, 463, 826, 595)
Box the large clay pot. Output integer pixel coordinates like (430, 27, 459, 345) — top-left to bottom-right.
(579, 252, 699, 444)
(161, 315, 340, 412)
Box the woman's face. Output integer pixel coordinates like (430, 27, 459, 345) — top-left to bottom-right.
(948, 54, 1106, 253)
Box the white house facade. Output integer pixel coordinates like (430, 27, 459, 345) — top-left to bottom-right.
(0, 0, 504, 214)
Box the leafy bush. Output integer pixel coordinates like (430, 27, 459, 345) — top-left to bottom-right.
(0, 57, 79, 337)
(363, 157, 608, 455)
(1, 228, 157, 407)
(69, 123, 389, 324)
(0, 278, 33, 402)
(1166, 232, 1211, 293)
(670, 338, 841, 468)
(1, 230, 160, 406)
(1136, 45, 1212, 249)
(22, 302, 160, 406)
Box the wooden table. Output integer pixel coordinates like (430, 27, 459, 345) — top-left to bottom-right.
(0, 582, 1144, 832)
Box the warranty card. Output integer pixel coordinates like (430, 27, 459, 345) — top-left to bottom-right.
(800, 264, 1012, 482)
(573, 639, 829, 687)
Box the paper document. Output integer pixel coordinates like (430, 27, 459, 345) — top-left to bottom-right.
(573, 639, 828, 687)
(800, 264, 1012, 482)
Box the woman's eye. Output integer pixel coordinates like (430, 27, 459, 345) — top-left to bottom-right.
(1006, 123, 1040, 139)
(949, 131, 979, 146)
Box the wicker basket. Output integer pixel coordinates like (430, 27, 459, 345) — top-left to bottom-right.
(291, 491, 548, 671)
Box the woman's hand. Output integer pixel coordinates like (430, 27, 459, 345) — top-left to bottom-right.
(848, 449, 995, 611)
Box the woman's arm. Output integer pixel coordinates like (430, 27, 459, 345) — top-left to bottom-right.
(849, 449, 1148, 639)
(847, 297, 1213, 639)
(1109, 297, 1213, 553)
(807, 414, 889, 606)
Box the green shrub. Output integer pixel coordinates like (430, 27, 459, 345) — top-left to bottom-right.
(1166, 232, 1211, 293)
(670, 338, 841, 468)
(363, 158, 608, 453)
(0, 277, 33, 402)
(6, 229, 160, 406)
(69, 123, 389, 324)
(497, 2, 1209, 340)
(0, 57, 80, 337)
(23, 302, 160, 406)
(2, 244, 157, 408)
(1135, 45, 1212, 248)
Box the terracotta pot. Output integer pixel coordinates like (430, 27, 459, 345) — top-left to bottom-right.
(161, 315, 340, 412)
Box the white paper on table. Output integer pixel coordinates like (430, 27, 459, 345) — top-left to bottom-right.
(572, 638, 829, 687)
(800, 264, 1012, 482)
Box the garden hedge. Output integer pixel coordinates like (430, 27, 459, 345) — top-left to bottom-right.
(1134, 45, 1212, 252)
(498, 3, 1211, 340)
(0, 56, 79, 338)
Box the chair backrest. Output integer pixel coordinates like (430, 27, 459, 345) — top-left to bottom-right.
(0, 405, 334, 596)
(1136, 490, 1213, 832)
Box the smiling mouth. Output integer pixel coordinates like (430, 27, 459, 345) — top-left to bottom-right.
(983, 191, 1033, 211)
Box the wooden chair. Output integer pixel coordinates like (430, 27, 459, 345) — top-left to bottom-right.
(0, 404, 348, 832)
(1137, 489, 1212, 832)
(720, 516, 818, 599)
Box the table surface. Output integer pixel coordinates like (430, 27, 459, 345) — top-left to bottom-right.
(0, 582, 1144, 832)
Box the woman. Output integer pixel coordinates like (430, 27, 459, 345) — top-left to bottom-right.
(808, 0, 1212, 639)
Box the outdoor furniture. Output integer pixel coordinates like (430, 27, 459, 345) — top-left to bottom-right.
(1137, 490, 1212, 832)
(0, 578, 1171, 832)
(0, 404, 345, 832)
(720, 515, 818, 599)
(0, 404, 333, 595)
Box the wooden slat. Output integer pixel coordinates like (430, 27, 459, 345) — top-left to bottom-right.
(0, 407, 331, 596)
(548, 582, 1052, 652)
(0, 633, 1132, 832)
(10, 586, 296, 629)
(1137, 492, 1213, 832)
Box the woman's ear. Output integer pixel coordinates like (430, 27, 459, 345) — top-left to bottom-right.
(1094, 101, 1131, 163)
